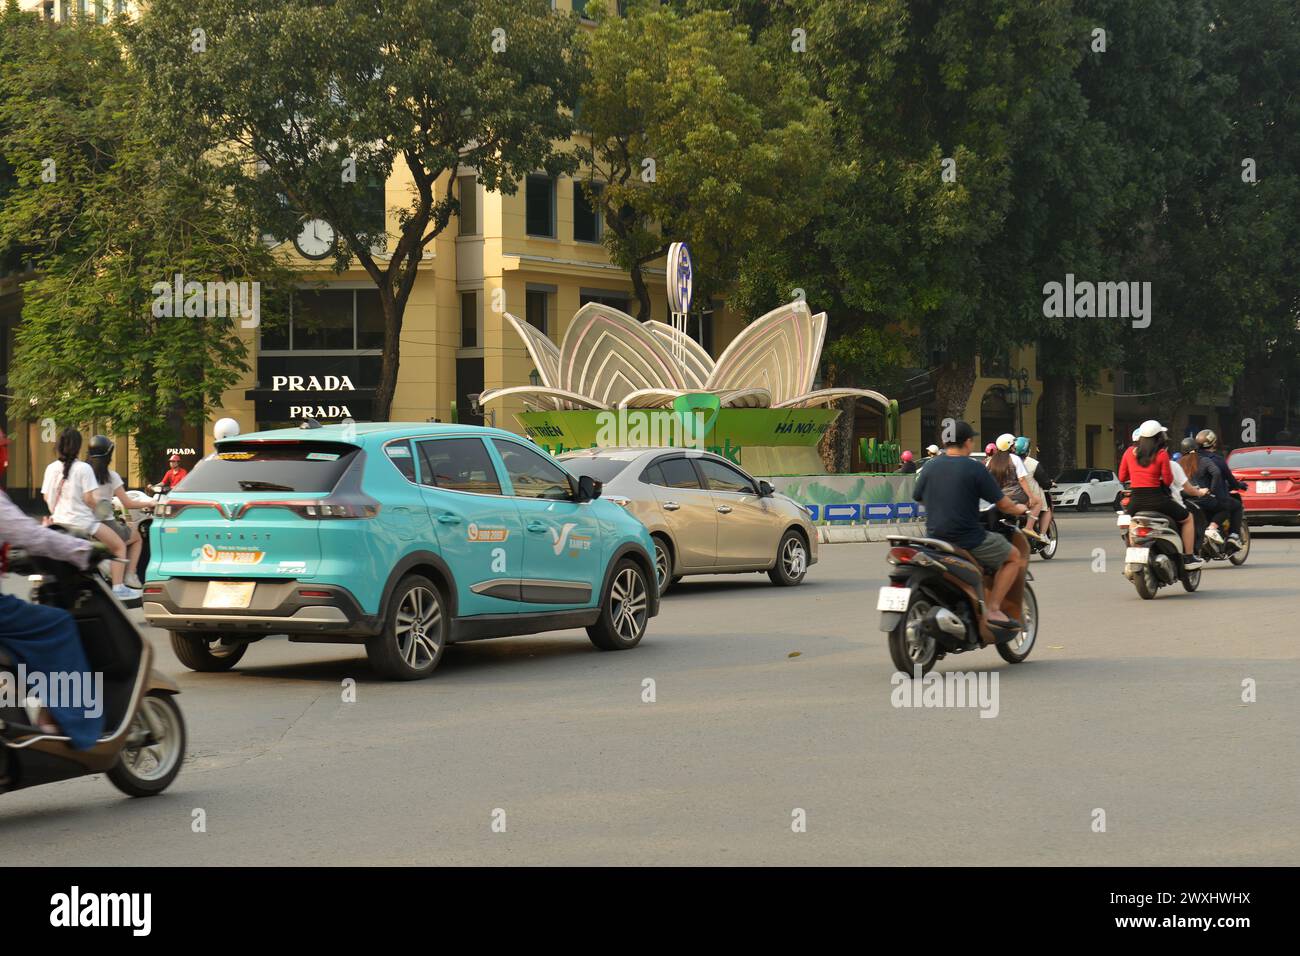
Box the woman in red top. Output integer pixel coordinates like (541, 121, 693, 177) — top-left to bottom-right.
(1120, 421, 1200, 564)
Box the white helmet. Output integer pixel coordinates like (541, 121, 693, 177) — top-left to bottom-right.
(995, 432, 1017, 452)
(213, 417, 241, 442)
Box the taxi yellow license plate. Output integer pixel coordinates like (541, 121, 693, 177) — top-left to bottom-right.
(202, 580, 255, 609)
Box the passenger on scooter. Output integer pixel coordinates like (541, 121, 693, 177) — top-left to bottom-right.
(1193, 430, 1245, 547)
(1169, 447, 1212, 548)
(0, 428, 105, 748)
(912, 421, 1030, 630)
(1018, 437, 1054, 536)
(1118, 420, 1204, 569)
(85, 436, 153, 594)
(987, 434, 1045, 542)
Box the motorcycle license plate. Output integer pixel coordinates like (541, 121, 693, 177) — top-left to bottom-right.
(203, 580, 255, 609)
(1124, 547, 1150, 565)
(1116, 513, 1131, 527)
(1255, 480, 1276, 494)
(877, 586, 911, 612)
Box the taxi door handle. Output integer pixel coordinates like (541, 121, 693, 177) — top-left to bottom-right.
(662, 501, 680, 511)
(717, 505, 733, 514)
(527, 521, 548, 533)
(436, 513, 462, 525)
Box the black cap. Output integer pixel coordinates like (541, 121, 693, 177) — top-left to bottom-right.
(946, 421, 977, 447)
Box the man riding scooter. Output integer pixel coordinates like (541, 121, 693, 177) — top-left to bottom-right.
(912, 421, 1030, 630)
(0, 428, 106, 748)
(1193, 430, 1246, 549)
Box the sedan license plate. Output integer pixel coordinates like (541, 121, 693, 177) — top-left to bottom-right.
(203, 580, 255, 609)
(1116, 514, 1131, 527)
(1124, 547, 1150, 565)
(1255, 480, 1276, 494)
(877, 586, 912, 612)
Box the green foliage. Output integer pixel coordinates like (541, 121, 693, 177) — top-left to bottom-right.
(0, 5, 287, 469)
(577, 0, 832, 318)
(127, 0, 583, 418)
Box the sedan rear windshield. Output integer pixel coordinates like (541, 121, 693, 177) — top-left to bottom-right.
(558, 457, 631, 483)
(1228, 450, 1300, 469)
(176, 442, 360, 493)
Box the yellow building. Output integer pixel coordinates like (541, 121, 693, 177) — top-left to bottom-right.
(898, 347, 1118, 471)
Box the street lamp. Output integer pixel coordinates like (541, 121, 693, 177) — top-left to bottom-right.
(528, 368, 540, 387)
(1007, 367, 1032, 435)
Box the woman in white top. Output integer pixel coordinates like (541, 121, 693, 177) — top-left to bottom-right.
(40, 428, 98, 533)
(84, 435, 152, 596)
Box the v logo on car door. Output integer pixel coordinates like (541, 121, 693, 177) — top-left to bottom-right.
(550, 522, 579, 555)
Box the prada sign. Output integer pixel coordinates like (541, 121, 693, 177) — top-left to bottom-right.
(248, 356, 380, 424)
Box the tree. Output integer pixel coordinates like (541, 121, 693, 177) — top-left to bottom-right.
(128, 0, 583, 420)
(576, 0, 832, 320)
(0, 4, 286, 471)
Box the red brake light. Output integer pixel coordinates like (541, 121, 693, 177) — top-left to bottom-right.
(297, 589, 332, 598)
(887, 546, 919, 565)
(1136, 527, 1150, 537)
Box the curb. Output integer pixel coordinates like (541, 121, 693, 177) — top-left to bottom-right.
(817, 523, 926, 544)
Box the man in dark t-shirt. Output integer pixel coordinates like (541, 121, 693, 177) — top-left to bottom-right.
(912, 421, 1029, 628)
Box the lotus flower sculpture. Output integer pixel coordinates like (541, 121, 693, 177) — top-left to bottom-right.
(479, 300, 889, 413)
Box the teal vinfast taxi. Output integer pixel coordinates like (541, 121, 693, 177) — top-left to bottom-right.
(143, 423, 658, 679)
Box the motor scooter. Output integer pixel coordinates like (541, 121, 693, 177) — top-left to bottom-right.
(877, 518, 1038, 675)
(0, 542, 185, 797)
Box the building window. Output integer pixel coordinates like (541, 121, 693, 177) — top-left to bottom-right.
(525, 174, 555, 238)
(457, 175, 478, 236)
(572, 0, 590, 17)
(461, 291, 480, 348)
(259, 288, 383, 352)
(573, 182, 602, 243)
(581, 290, 632, 313)
(526, 290, 549, 335)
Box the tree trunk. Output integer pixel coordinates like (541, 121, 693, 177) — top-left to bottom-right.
(1038, 372, 1077, 475)
(630, 263, 652, 322)
(373, 286, 404, 421)
(931, 354, 978, 436)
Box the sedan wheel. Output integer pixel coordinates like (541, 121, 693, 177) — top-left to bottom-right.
(768, 530, 809, 586)
(653, 537, 673, 595)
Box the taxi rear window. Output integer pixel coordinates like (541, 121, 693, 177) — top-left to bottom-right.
(177, 442, 359, 493)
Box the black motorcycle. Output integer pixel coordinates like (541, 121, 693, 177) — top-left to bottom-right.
(878, 519, 1038, 675)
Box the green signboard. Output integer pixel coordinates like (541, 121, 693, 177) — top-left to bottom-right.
(518, 407, 839, 463)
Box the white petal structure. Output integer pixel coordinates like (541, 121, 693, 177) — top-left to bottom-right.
(558, 303, 687, 405)
(504, 311, 562, 390)
(643, 320, 714, 388)
(705, 302, 826, 405)
(479, 298, 891, 416)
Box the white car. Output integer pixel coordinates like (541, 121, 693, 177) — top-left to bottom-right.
(1050, 468, 1123, 512)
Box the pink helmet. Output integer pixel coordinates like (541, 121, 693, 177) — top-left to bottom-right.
(901, 450, 914, 462)
(985, 442, 996, 455)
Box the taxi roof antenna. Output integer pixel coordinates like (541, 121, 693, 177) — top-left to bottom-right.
(298, 417, 323, 430)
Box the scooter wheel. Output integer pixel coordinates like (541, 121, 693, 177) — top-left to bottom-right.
(888, 594, 938, 676)
(107, 692, 186, 798)
(1181, 569, 1202, 592)
(1133, 568, 1158, 600)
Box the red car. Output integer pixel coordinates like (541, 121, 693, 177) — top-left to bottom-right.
(1226, 446, 1300, 527)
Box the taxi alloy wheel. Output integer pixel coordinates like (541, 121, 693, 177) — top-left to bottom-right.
(367, 575, 446, 680)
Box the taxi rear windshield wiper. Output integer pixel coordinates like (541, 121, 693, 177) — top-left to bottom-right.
(237, 480, 295, 491)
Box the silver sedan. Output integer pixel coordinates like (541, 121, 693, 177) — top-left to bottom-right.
(558, 447, 818, 595)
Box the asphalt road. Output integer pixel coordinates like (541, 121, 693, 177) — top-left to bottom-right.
(3, 511, 1297, 866)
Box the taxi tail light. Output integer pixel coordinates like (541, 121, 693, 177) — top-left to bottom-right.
(297, 589, 332, 598)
